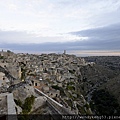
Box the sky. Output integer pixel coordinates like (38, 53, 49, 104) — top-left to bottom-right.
(0, 0, 120, 55)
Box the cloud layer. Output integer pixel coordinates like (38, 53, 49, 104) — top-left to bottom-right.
(0, 23, 120, 52)
(0, 0, 120, 44)
(0, 0, 120, 54)
(71, 23, 120, 50)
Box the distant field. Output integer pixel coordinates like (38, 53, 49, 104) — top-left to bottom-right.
(68, 50, 120, 57)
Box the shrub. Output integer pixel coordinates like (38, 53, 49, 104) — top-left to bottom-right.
(22, 95, 35, 113)
(67, 85, 75, 90)
(51, 85, 66, 96)
(14, 99, 22, 107)
(15, 95, 35, 114)
(0, 56, 4, 59)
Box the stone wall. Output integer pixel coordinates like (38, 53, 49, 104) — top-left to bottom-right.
(7, 93, 17, 120)
(7, 93, 16, 115)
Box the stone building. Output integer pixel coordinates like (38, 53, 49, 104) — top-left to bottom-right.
(31, 79, 41, 87)
(48, 89, 60, 98)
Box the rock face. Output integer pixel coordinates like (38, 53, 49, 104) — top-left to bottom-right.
(0, 66, 16, 83)
(15, 104, 22, 114)
(0, 86, 8, 93)
(82, 56, 120, 115)
(31, 96, 47, 112)
(8, 81, 36, 102)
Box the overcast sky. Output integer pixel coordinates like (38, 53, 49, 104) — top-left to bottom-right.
(0, 0, 120, 54)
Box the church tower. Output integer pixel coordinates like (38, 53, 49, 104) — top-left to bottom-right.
(64, 50, 66, 54)
(1, 49, 4, 56)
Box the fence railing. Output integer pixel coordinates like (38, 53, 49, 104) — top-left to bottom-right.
(35, 88, 74, 114)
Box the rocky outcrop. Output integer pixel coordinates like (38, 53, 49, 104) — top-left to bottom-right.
(15, 104, 22, 114)
(8, 81, 36, 102)
(0, 66, 16, 84)
(31, 96, 47, 112)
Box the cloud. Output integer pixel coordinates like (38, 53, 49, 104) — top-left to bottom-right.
(71, 23, 120, 38)
(0, 29, 84, 44)
(1, 0, 120, 36)
(0, 0, 120, 47)
(70, 23, 120, 50)
(8, 3, 17, 11)
(0, 23, 120, 53)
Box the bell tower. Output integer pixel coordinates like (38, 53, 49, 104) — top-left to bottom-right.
(1, 49, 4, 56)
(64, 50, 66, 54)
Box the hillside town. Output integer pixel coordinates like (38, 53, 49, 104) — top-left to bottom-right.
(0, 50, 94, 119)
(1, 49, 120, 120)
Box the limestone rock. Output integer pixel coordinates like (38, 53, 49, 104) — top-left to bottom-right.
(15, 104, 22, 114)
(31, 96, 47, 112)
(8, 82, 36, 102)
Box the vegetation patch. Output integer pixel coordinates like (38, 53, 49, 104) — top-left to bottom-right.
(91, 89, 120, 115)
(67, 85, 75, 91)
(22, 95, 35, 114)
(14, 99, 22, 108)
(51, 85, 66, 96)
(14, 95, 35, 114)
(65, 99, 72, 107)
(67, 81, 75, 85)
(77, 104, 86, 115)
(0, 55, 4, 59)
